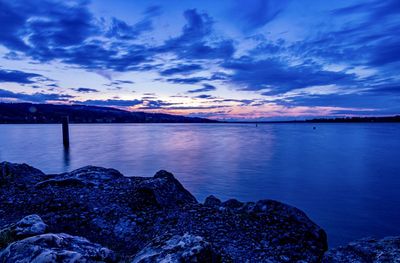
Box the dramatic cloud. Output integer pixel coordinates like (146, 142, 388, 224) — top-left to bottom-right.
(0, 0, 154, 71)
(222, 57, 357, 94)
(0, 0, 97, 56)
(0, 2, 233, 73)
(293, 0, 400, 69)
(106, 17, 151, 40)
(0, 0, 399, 119)
(157, 9, 235, 60)
(106, 5, 161, 40)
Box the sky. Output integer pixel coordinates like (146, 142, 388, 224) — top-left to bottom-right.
(0, 0, 399, 120)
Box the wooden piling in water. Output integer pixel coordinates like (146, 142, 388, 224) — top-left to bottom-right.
(62, 116, 69, 148)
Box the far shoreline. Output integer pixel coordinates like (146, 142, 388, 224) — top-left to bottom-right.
(1, 102, 399, 124)
(1, 119, 400, 124)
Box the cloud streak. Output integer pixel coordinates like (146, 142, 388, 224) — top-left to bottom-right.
(187, 84, 217, 93)
(0, 69, 43, 84)
(0, 88, 74, 102)
(72, 87, 99, 93)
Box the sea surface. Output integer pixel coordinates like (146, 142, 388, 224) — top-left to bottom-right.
(1, 123, 399, 247)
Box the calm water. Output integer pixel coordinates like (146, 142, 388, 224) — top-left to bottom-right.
(1, 123, 399, 247)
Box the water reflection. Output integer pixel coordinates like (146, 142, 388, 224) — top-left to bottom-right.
(63, 146, 70, 170)
(0, 123, 400, 247)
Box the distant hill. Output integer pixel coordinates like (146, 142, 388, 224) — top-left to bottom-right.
(303, 116, 400, 123)
(0, 103, 218, 123)
(232, 116, 400, 123)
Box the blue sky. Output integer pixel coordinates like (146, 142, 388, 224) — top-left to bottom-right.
(0, 0, 399, 120)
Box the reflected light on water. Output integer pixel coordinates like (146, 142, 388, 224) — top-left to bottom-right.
(0, 123, 400, 247)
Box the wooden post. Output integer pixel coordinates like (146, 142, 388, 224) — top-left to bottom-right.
(62, 116, 69, 148)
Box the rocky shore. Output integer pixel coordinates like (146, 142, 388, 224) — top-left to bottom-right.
(0, 162, 398, 262)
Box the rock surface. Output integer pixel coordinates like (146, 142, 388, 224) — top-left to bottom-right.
(0, 214, 47, 249)
(131, 233, 218, 263)
(323, 236, 400, 263)
(0, 161, 328, 262)
(204, 195, 222, 207)
(0, 162, 45, 186)
(0, 233, 117, 263)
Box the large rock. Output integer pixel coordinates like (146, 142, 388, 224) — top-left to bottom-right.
(0, 214, 47, 249)
(0, 162, 329, 262)
(204, 195, 221, 207)
(34, 166, 125, 189)
(221, 198, 243, 209)
(137, 170, 197, 207)
(0, 162, 45, 187)
(12, 214, 48, 237)
(323, 236, 400, 262)
(131, 234, 218, 263)
(0, 233, 117, 263)
(59, 165, 124, 184)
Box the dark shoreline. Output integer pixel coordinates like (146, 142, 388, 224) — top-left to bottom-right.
(2, 119, 400, 124)
(226, 116, 400, 124)
(1, 102, 399, 124)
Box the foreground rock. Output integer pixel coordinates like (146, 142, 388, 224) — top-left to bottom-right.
(323, 236, 400, 263)
(0, 161, 328, 262)
(132, 233, 218, 262)
(0, 214, 47, 249)
(0, 233, 117, 262)
(0, 214, 116, 262)
(0, 162, 45, 187)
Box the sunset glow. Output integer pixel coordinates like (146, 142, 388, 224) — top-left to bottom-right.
(0, 0, 399, 120)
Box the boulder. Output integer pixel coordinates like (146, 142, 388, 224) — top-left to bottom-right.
(0, 162, 329, 261)
(0, 233, 117, 263)
(35, 178, 94, 188)
(221, 198, 243, 209)
(136, 170, 197, 207)
(13, 214, 48, 237)
(0, 162, 45, 186)
(204, 195, 222, 207)
(255, 200, 328, 248)
(0, 214, 47, 249)
(59, 166, 124, 184)
(131, 233, 218, 263)
(323, 236, 400, 263)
